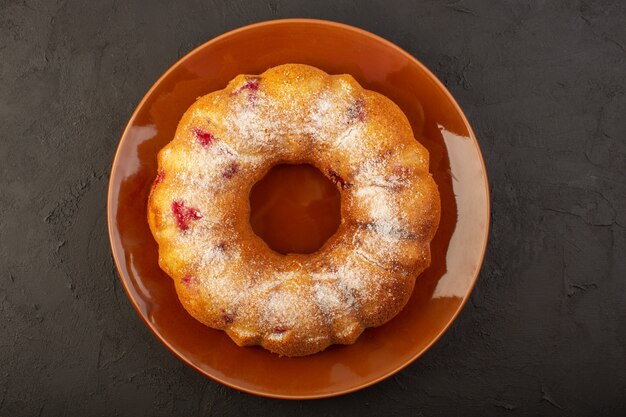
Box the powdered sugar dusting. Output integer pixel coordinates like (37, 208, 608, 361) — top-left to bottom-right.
(355, 157, 408, 190)
(150, 65, 433, 355)
(312, 281, 343, 312)
(334, 124, 364, 151)
(264, 287, 300, 327)
(310, 94, 332, 123)
(306, 89, 343, 135)
(223, 94, 281, 150)
(305, 85, 360, 145)
(173, 223, 237, 271)
(353, 186, 410, 240)
(310, 259, 375, 311)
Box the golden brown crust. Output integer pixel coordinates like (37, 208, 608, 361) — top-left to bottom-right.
(147, 64, 440, 356)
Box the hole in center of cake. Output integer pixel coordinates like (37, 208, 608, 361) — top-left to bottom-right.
(249, 164, 341, 255)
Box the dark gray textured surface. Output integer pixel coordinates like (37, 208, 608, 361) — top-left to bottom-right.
(1, 0, 625, 415)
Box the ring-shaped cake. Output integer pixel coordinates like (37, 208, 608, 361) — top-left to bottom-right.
(148, 64, 440, 356)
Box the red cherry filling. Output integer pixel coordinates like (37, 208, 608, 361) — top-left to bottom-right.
(390, 166, 413, 188)
(154, 169, 165, 185)
(220, 308, 233, 324)
(241, 77, 259, 92)
(273, 327, 287, 334)
(181, 275, 194, 286)
(232, 77, 260, 102)
(171, 200, 202, 231)
(392, 165, 411, 177)
(222, 162, 240, 179)
(328, 169, 348, 189)
(192, 128, 216, 147)
(347, 98, 365, 122)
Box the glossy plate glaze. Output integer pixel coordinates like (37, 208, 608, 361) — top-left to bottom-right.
(107, 19, 490, 399)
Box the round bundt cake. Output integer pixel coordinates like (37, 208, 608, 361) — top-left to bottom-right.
(147, 64, 440, 357)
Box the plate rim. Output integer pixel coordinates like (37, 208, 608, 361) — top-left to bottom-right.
(107, 17, 491, 400)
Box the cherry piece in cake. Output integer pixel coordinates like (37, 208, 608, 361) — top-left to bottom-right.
(192, 128, 216, 147)
(222, 162, 240, 179)
(232, 77, 260, 102)
(154, 169, 165, 185)
(181, 275, 195, 286)
(171, 200, 202, 231)
(328, 169, 348, 189)
(347, 98, 365, 122)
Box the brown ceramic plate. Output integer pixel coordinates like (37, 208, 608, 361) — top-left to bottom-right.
(107, 19, 489, 399)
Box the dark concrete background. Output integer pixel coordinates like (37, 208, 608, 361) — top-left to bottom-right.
(1, 0, 625, 415)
